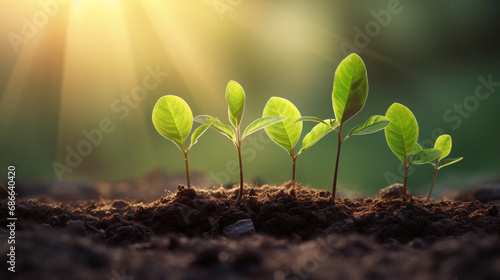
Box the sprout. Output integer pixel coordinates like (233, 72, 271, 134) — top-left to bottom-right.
(152, 95, 216, 188)
(384, 103, 442, 196)
(196, 81, 284, 201)
(297, 54, 389, 202)
(426, 134, 463, 202)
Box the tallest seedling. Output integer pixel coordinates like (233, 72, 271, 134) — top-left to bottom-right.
(298, 54, 390, 201)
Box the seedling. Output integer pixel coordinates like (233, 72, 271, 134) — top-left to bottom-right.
(264, 97, 340, 188)
(297, 53, 390, 201)
(426, 134, 463, 202)
(152, 95, 216, 188)
(384, 103, 442, 195)
(196, 81, 285, 201)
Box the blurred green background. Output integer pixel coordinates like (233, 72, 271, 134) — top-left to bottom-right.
(1, 0, 499, 197)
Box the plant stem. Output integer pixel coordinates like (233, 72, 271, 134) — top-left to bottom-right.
(403, 164, 408, 196)
(184, 151, 191, 188)
(332, 125, 343, 203)
(291, 155, 297, 189)
(427, 167, 439, 202)
(237, 141, 244, 201)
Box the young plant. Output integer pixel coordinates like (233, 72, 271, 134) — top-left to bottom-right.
(426, 134, 463, 202)
(263, 97, 302, 188)
(384, 103, 442, 196)
(262, 97, 337, 188)
(196, 81, 285, 201)
(152, 95, 216, 188)
(298, 53, 390, 201)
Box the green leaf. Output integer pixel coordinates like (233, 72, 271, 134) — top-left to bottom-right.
(332, 53, 369, 124)
(298, 119, 336, 154)
(411, 143, 423, 154)
(384, 103, 419, 164)
(263, 97, 302, 155)
(194, 115, 236, 142)
(193, 115, 212, 123)
(225, 80, 245, 129)
(434, 134, 452, 162)
(438, 157, 463, 169)
(212, 121, 236, 142)
(189, 117, 217, 149)
(407, 143, 423, 162)
(411, 149, 442, 165)
(347, 115, 390, 137)
(242, 116, 285, 139)
(152, 95, 193, 152)
(296, 116, 334, 127)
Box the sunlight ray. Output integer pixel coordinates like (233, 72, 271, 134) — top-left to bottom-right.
(0, 34, 46, 146)
(56, 1, 141, 164)
(140, 1, 225, 113)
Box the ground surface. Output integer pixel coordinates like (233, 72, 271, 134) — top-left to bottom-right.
(1, 184, 499, 280)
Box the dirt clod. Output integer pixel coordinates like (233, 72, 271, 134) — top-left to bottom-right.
(379, 183, 412, 199)
(111, 200, 129, 209)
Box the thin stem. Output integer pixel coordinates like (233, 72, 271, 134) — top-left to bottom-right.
(332, 124, 343, 203)
(403, 164, 409, 196)
(291, 155, 297, 189)
(184, 151, 191, 188)
(237, 141, 244, 201)
(427, 167, 439, 202)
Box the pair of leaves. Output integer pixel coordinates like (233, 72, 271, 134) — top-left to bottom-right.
(298, 115, 389, 145)
(152, 95, 215, 153)
(196, 81, 285, 144)
(431, 134, 463, 169)
(385, 103, 444, 166)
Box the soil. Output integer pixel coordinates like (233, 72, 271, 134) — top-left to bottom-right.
(1, 183, 499, 280)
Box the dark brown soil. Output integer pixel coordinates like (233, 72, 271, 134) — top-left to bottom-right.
(1, 184, 499, 280)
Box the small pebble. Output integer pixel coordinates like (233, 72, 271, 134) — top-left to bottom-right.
(223, 219, 255, 238)
(65, 220, 87, 236)
(408, 238, 424, 248)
